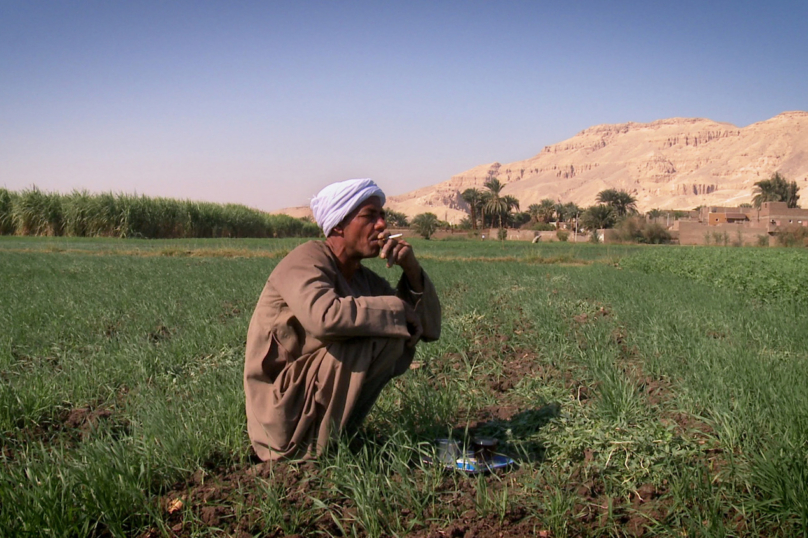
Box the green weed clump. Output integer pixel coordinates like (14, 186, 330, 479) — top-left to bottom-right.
(0, 187, 319, 239)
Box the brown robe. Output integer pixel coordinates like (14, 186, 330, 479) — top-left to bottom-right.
(244, 240, 441, 460)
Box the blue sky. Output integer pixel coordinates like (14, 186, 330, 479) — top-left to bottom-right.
(1, 0, 806, 211)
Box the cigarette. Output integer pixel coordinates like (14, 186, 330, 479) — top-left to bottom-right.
(379, 233, 403, 245)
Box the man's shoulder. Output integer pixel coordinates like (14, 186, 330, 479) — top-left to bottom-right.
(271, 240, 332, 276)
(281, 240, 330, 262)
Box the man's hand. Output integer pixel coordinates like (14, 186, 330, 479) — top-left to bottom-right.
(379, 233, 424, 292)
(402, 301, 423, 347)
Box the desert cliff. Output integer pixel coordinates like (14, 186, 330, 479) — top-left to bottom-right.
(280, 112, 808, 224)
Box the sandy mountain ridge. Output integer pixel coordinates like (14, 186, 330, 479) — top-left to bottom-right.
(277, 111, 808, 224)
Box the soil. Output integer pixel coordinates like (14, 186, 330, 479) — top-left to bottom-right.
(148, 324, 172, 343)
(2, 394, 131, 464)
(143, 449, 682, 538)
(145, 458, 548, 538)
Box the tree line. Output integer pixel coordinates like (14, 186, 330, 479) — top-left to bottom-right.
(408, 172, 801, 241)
(0, 187, 321, 239)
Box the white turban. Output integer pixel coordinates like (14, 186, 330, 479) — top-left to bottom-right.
(310, 178, 386, 237)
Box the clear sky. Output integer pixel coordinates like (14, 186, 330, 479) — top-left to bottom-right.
(1, 0, 806, 212)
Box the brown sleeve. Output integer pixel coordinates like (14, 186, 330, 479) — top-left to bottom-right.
(395, 269, 441, 342)
(269, 243, 411, 341)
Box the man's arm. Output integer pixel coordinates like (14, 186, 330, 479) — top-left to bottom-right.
(381, 236, 441, 343)
(270, 243, 411, 342)
(380, 236, 423, 292)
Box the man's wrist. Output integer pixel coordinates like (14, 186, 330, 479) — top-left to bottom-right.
(403, 264, 424, 292)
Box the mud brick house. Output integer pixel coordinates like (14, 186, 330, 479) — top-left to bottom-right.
(674, 202, 808, 245)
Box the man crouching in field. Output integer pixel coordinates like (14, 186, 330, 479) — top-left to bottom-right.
(244, 178, 441, 461)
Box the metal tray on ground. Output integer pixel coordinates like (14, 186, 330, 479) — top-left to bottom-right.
(423, 439, 516, 474)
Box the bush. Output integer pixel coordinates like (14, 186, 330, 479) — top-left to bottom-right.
(641, 223, 672, 244)
(510, 212, 532, 228)
(775, 225, 808, 247)
(731, 229, 744, 248)
(611, 216, 644, 242)
(711, 231, 729, 246)
(531, 222, 556, 231)
(611, 216, 671, 244)
(556, 230, 569, 242)
(757, 234, 770, 247)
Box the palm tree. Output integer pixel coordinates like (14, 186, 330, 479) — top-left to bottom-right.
(596, 189, 637, 217)
(477, 194, 487, 228)
(411, 212, 439, 239)
(527, 204, 542, 224)
(563, 202, 582, 218)
(384, 209, 409, 228)
(483, 177, 508, 228)
(581, 204, 617, 230)
(560, 202, 582, 229)
(646, 208, 664, 219)
(538, 198, 556, 223)
(502, 195, 520, 226)
(752, 172, 801, 208)
(461, 188, 484, 230)
(554, 202, 567, 223)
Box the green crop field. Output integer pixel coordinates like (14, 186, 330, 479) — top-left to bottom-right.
(1, 237, 807, 537)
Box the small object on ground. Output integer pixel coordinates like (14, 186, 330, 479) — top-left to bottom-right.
(426, 438, 515, 474)
(471, 437, 498, 461)
(167, 498, 183, 514)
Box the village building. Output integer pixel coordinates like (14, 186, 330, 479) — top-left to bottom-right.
(674, 202, 808, 245)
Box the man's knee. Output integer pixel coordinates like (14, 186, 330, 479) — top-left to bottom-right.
(327, 336, 407, 374)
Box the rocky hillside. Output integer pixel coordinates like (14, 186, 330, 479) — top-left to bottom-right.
(279, 112, 808, 224)
(386, 111, 808, 223)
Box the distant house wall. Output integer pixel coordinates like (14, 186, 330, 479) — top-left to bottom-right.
(482, 228, 590, 242)
(757, 202, 808, 227)
(678, 221, 770, 246)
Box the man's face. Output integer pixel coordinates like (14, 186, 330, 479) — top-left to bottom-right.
(338, 196, 387, 259)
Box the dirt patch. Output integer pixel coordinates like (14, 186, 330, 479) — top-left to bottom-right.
(66, 406, 112, 430)
(148, 324, 172, 343)
(147, 459, 549, 538)
(561, 468, 672, 537)
(3, 396, 131, 459)
(486, 348, 545, 393)
(218, 301, 242, 323)
(59, 402, 130, 442)
(573, 306, 611, 324)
